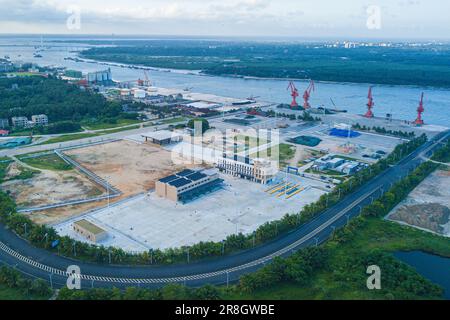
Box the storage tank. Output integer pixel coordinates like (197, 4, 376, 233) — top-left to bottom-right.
(134, 89, 146, 99)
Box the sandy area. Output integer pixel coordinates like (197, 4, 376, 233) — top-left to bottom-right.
(65, 140, 197, 197)
(387, 169, 450, 237)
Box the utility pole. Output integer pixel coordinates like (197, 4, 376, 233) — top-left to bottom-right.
(49, 273, 53, 290)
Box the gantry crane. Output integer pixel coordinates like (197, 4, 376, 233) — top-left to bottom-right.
(365, 86, 375, 118)
(303, 80, 315, 109)
(287, 81, 299, 108)
(414, 92, 425, 125)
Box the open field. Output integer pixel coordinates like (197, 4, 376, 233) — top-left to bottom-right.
(0, 160, 105, 211)
(55, 173, 328, 251)
(20, 154, 72, 171)
(65, 140, 197, 197)
(387, 168, 450, 237)
(81, 119, 142, 130)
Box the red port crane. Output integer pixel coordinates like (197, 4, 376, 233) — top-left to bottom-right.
(287, 81, 299, 108)
(303, 80, 315, 109)
(365, 86, 375, 118)
(414, 92, 425, 125)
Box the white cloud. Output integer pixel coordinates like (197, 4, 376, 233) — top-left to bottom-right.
(0, 0, 448, 38)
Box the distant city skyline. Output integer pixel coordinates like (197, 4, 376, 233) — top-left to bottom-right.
(0, 0, 448, 40)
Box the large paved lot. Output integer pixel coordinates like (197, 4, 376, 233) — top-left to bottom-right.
(55, 173, 328, 252)
(65, 140, 196, 197)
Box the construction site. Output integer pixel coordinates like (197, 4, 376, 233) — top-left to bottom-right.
(387, 168, 450, 237)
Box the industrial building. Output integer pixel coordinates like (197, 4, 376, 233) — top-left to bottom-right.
(312, 154, 366, 175)
(31, 114, 48, 127)
(73, 219, 107, 243)
(141, 130, 183, 146)
(217, 156, 277, 185)
(156, 169, 224, 203)
(86, 68, 112, 85)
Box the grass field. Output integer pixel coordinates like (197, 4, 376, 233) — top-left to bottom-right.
(223, 217, 450, 300)
(160, 117, 188, 125)
(20, 154, 72, 171)
(82, 119, 142, 130)
(39, 133, 100, 145)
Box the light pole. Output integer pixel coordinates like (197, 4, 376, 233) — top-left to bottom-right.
(49, 273, 53, 290)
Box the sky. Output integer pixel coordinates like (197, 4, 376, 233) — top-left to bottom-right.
(0, 0, 448, 39)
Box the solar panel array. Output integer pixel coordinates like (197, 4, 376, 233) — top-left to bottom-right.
(159, 169, 209, 189)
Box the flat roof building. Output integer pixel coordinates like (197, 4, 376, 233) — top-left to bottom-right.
(217, 157, 277, 185)
(31, 114, 48, 127)
(73, 219, 107, 243)
(11, 116, 29, 128)
(156, 169, 223, 203)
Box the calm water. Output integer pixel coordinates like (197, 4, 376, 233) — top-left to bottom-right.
(1, 35, 450, 126)
(395, 251, 450, 299)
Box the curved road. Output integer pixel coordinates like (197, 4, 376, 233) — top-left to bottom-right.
(1, 130, 449, 289)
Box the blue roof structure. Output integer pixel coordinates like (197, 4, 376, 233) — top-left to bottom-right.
(159, 175, 179, 183)
(177, 169, 195, 177)
(186, 172, 207, 182)
(168, 178, 192, 188)
(329, 128, 361, 138)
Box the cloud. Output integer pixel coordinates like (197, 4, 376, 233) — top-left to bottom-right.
(0, 0, 448, 38)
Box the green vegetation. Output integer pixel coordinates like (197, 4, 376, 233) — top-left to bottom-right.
(161, 117, 188, 125)
(187, 118, 210, 133)
(0, 266, 52, 300)
(353, 123, 416, 139)
(39, 133, 100, 145)
(432, 138, 450, 163)
(79, 41, 450, 88)
(81, 117, 142, 130)
(278, 143, 296, 166)
(20, 154, 72, 171)
(0, 77, 141, 135)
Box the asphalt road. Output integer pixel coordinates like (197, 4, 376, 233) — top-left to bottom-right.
(0, 129, 449, 290)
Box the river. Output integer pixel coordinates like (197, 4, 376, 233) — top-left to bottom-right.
(1, 35, 450, 127)
(395, 251, 450, 299)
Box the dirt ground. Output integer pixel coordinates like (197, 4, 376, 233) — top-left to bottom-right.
(1, 162, 105, 209)
(387, 168, 450, 237)
(27, 199, 111, 225)
(65, 140, 197, 197)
